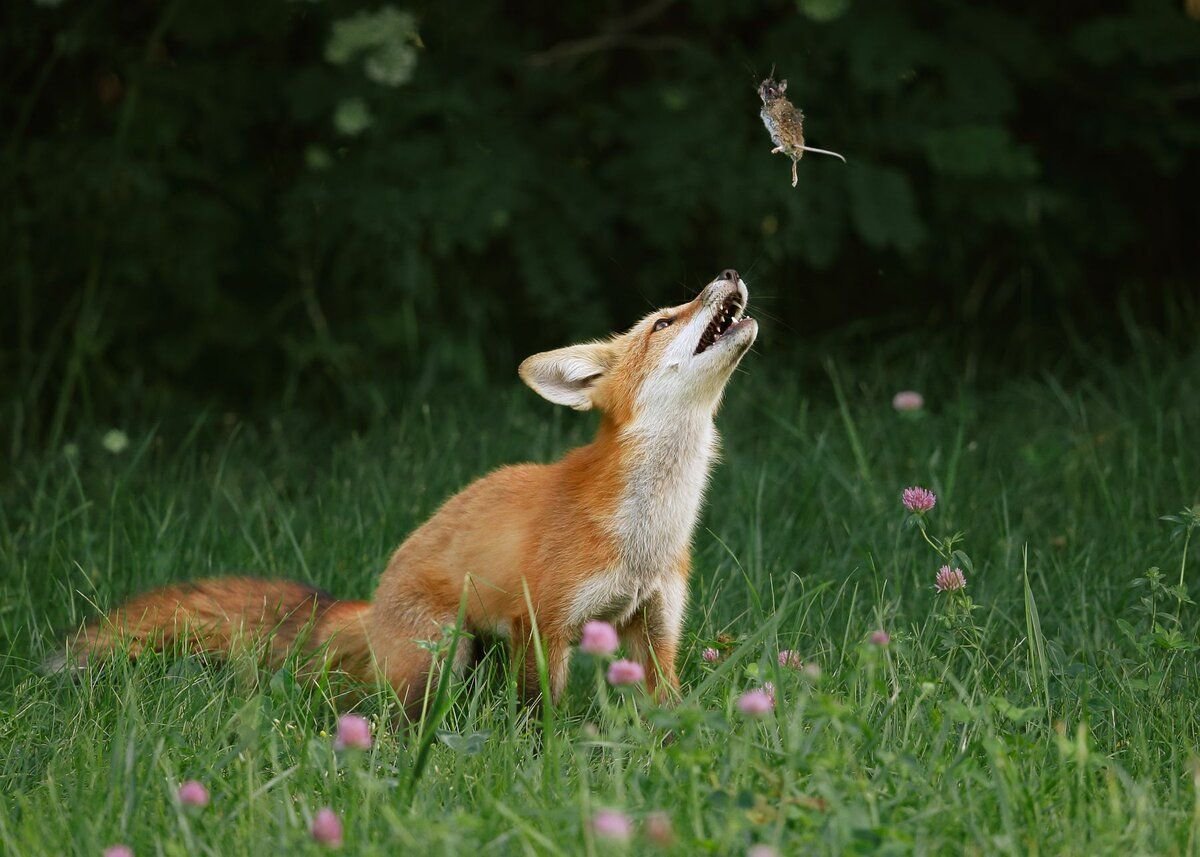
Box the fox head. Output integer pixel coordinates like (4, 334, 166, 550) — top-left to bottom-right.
(519, 269, 757, 424)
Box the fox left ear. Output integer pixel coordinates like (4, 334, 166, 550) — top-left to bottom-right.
(518, 341, 614, 411)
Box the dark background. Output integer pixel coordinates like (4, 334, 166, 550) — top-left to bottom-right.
(3, 0, 1199, 444)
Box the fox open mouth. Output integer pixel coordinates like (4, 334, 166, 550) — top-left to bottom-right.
(694, 292, 749, 355)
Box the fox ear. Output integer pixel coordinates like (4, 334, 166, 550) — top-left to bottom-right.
(519, 341, 614, 411)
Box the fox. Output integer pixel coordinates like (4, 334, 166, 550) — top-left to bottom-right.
(58, 269, 758, 709)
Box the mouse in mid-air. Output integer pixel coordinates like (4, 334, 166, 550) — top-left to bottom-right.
(759, 75, 846, 187)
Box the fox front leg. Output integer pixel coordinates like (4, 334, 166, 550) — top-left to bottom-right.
(791, 158, 799, 188)
(510, 619, 571, 705)
(619, 583, 686, 704)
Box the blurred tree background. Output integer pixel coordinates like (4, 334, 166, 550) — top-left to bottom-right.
(2, 0, 1199, 442)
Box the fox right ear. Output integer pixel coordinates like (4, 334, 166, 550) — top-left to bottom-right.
(518, 342, 614, 411)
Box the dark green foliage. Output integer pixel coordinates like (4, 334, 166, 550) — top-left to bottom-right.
(3, 1, 1199, 432)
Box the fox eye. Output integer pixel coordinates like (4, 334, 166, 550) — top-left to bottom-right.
(652, 318, 672, 332)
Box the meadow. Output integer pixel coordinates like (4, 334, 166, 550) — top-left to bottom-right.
(2, 333, 1199, 856)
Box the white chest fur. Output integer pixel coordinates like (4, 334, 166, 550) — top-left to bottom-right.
(566, 411, 717, 629)
(615, 411, 716, 576)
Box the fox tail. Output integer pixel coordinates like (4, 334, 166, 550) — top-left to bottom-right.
(49, 577, 372, 679)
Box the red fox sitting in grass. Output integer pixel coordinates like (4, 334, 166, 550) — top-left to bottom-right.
(59, 269, 758, 709)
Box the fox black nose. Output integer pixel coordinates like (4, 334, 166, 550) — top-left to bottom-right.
(719, 269, 739, 283)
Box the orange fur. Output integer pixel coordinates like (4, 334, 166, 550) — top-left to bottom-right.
(61, 271, 758, 711)
(65, 578, 371, 675)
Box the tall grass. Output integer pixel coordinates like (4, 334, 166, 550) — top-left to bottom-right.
(1, 339, 1198, 855)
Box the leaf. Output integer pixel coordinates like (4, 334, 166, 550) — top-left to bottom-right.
(1022, 552, 1051, 720)
(646, 709, 681, 731)
(797, 0, 851, 23)
(435, 730, 491, 755)
(326, 7, 420, 87)
(166, 657, 205, 681)
(989, 696, 1041, 725)
(923, 125, 1039, 180)
(1114, 617, 1143, 649)
(706, 790, 731, 808)
(1153, 629, 1196, 652)
(334, 97, 374, 136)
(847, 163, 926, 251)
(844, 8, 936, 92)
(305, 146, 333, 171)
(943, 700, 977, 723)
(269, 667, 297, 696)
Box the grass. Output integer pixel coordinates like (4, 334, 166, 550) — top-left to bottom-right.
(2, 336, 1199, 856)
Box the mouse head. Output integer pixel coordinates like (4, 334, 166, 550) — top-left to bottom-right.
(758, 76, 787, 104)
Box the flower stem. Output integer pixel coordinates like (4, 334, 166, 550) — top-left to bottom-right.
(1180, 525, 1193, 590)
(918, 524, 946, 561)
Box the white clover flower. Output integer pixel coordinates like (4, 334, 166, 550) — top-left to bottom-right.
(101, 430, 129, 454)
